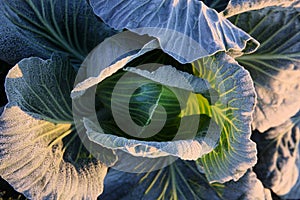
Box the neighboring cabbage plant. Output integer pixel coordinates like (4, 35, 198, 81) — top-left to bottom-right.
(0, 0, 299, 199)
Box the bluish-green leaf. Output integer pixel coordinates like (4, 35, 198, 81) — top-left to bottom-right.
(221, 170, 271, 199)
(223, 0, 299, 17)
(0, 0, 117, 66)
(89, 0, 259, 63)
(0, 55, 110, 199)
(71, 32, 159, 98)
(95, 65, 218, 142)
(252, 111, 300, 196)
(230, 6, 300, 131)
(282, 150, 300, 199)
(5, 55, 75, 123)
(98, 161, 268, 200)
(99, 160, 221, 200)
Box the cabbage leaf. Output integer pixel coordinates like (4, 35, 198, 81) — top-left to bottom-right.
(223, 0, 299, 17)
(252, 111, 300, 196)
(0, 55, 108, 199)
(98, 161, 268, 200)
(194, 53, 257, 183)
(231, 6, 300, 132)
(0, 0, 116, 66)
(89, 0, 259, 63)
(72, 30, 257, 182)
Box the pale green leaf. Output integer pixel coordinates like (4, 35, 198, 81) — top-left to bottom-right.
(194, 53, 257, 183)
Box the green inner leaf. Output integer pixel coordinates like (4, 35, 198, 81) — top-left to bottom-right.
(93, 49, 217, 142)
(96, 69, 214, 142)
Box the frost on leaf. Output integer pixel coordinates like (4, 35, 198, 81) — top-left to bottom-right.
(0, 55, 109, 199)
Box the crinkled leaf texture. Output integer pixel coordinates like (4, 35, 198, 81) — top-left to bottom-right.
(99, 160, 268, 200)
(192, 53, 257, 183)
(252, 111, 300, 196)
(0, 55, 108, 199)
(231, 6, 300, 132)
(223, 0, 300, 17)
(72, 30, 257, 182)
(0, 0, 116, 66)
(89, 0, 259, 63)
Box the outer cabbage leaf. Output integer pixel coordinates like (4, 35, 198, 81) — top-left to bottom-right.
(98, 161, 268, 200)
(221, 170, 272, 200)
(282, 148, 300, 199)
(0, 55, 108, 199)
(252, 111, 300, 196)
(99, 160, 221, 200)
(230, 6, 300, 132)
(0, 0, 116, 66)
(71, 32, 159, 98)
(223, 0, 300, 17)
(89, 0, 259, 63)
(194, 53, 257, 183)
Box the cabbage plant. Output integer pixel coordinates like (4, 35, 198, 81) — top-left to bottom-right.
(0, 0, 299, 199)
